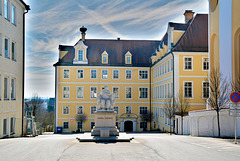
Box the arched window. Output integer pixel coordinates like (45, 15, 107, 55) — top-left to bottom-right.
(102, 51, 108, 64)
(125, 51, 132, 64)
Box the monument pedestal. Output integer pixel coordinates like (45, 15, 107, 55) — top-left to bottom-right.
(91, 110, 119, 137)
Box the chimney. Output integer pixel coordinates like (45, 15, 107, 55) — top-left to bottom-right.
(183, 10, 195, 24)
(80, 26, 87, 41)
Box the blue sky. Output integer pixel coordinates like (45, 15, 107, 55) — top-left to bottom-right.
(24, 0, 208, 98)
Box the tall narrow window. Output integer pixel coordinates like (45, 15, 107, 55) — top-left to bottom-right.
(91, 69, 97, 79)
(90, 87, 97, 98)
(203, 82, 210, 98)
(3, 119, 7, 135)
(90, 106, 96, 114)
(125, 51, 132, 64)
(63, 69, 70, 78)
(63, 106, 69, 114)
(10, 117, 15, 134)
(78, 50, 83, 61)
(77, 69, 83, 79)
(126, 70, 132, 79)
(113, 70, 119, 79)
(0, 0, 2, 15)
(0, 34, 2, 56)
(203, 58, 209, 70)
(5, 38, 9, 58)
(184, 57, 192, 70)
(114, 106, 119, 114)
(184, 82, 193, 98)
(4, 77, 9, 100)
(4, 0, 9, 20)
(126, 56, 131, 64)
(11, 78, 16, 100)
(168, 60, 169, 72)
(171, 58, 173, 71)
(12, 42, 16, 61)
(63, 86, 70, 98)
(102, 51, 108, 64)
(126, 87, 132, 99)
(77, 87, 84, 98)
(76, 106, 83, 114)
(113, 87, 119, 98)
(11, 5, 16, 25)
(102, 70, 108, 79)
(91, 122, 95, 129)
(0, 75, 1, 100)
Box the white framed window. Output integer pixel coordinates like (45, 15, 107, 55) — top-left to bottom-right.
(63, 86, 70, 98)
(4, 0, 9, 20)
(113, 87, 119, 98)
(90, 87, 97, 98)
(160, 66, 162, 76)
(10, 117, 15, 134)
(139, 70, 148, 79)
(4, 77, 9, 100)
(203, 82, 210, 98)
(139, 106, 148, 115)
(77, 121, 82, 130)
(139, 87, 148, 99)
(4, 37, 9, 58)
(184, 57, 193, 70)
(11, 78, 16, 100)
(125, 87, 132, 99)
(91, 122, 95, 129)
(102, 55, 107, 63)
(78, 49, 84, 61)
(3, 118, 8, 135)
(157, 67, 159, 78)
(63, 105, 69, 115)
(184, 82, 193, 98)
(203, 57, 209, 70)
(126, 56, 131, 64)
(102, 69, 108, 79)
(0, 75, 2, 100)
(90, 106, 96, 115)
(77, 87, 84, 99)
(160, 86, 162, 98)
(114, 106, 119, 114)
(77, 69, 84, 79)
(125, 106, 132, 113)
(63, 69, 70, 79)
(63, 122, 69, 129)
(168, 60, 169, 73)
(0, 34, 2, 56)
(113, 70, 119, 79)
(165, 62, 166, 73)
(168, 83, 170, 98)
(126, 70, 132, 79)
(165, 84, 166, 98)
(91, 69, 97, 79)
(171, 58, 173, 71)
(0, 0, 2, 15)
(162, 64, 164, 75)
(140, 122, 147, 129)
(171, 82, 173, 98)
(11, 42, 16, 61)
(76, 106, 83, 114)
(11, 4, 16, 25)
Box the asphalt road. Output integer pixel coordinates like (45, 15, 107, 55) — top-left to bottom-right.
(0, 133, 240, 161)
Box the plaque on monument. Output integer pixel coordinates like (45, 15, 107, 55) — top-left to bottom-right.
(91, 85, 119, 137)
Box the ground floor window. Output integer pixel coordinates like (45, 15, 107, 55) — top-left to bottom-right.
(63, 122, 69, 129)
(10, 117, 15, 134)
(91, 122, 95, 129)
(77, 121, 82, 129)
(116, 122, 119, 129)
(140, 121, 147, 129)
(3, 119, 7, 135)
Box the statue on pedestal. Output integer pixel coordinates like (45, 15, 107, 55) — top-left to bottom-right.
(97, 85, 115, 110)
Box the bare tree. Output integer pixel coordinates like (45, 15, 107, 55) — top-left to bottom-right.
(175, 92, 190, 135)
(164, 97, 177, 134)
(207, 68, 230, 137)
(29, 94, 43, 121)
(139, 111, 154, 131)
(75, 114, 87, 132)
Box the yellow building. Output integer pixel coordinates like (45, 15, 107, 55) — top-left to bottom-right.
(54, 11, 209, 133)
(54, 27, 160, 132)
(151, 11, 209, 133)
(0, 0, 30, 138)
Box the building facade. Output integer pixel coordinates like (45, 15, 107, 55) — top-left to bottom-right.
(54, 10, 209, 133)
(0, 0, 29, 138)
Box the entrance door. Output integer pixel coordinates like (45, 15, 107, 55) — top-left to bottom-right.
(124, 121, 133, 132)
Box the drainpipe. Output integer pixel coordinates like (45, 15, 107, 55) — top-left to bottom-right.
(22, 5, 30, 136)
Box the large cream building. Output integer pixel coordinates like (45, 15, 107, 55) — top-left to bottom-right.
(54, 10, 209, 133)
(0, 0, 29, 138)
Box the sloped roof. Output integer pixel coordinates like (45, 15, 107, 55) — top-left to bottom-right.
(172, 14, 208, 52)
(54, 39, 160, 67)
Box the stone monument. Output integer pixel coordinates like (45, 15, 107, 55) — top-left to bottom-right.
(91, 85, 119, 137)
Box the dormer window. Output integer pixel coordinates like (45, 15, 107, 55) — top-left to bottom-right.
(102, 51, 108, 64)
(78, 49, 84, 61)
(125, 51, 132, 64)
(73, 41, 88, 64)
